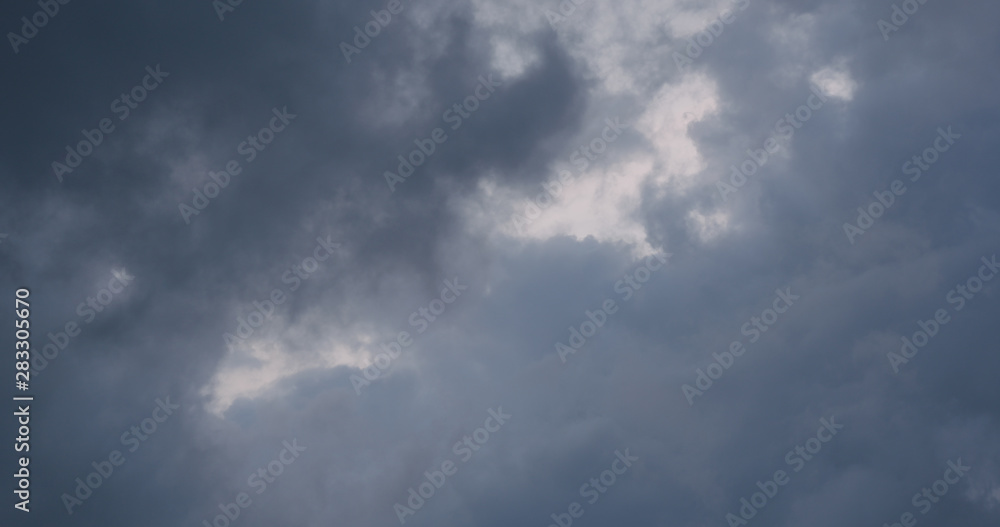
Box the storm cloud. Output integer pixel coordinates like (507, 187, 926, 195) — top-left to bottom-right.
(1, 0, 999, 526)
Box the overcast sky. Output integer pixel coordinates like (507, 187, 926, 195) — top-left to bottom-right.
(2, 0, 999, 526)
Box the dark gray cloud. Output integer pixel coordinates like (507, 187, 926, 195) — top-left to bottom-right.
(1, 0, 999, 526)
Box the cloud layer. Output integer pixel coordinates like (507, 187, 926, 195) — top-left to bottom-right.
(1, 0, 999, 526)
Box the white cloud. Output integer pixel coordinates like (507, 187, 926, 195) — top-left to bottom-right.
(202, 329, 372, 416)
(811, 60, 858, 101)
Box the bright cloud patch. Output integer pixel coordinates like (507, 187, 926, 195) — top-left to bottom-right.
(458, 73, 720, 257)
(203, 334, 369, 416)
(811, 61, 858, 101)
(635, 73, 720, 190)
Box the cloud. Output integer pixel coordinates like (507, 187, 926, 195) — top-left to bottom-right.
(1, 0, 999, 526)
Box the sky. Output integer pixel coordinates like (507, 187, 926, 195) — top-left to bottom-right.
(1, 0, 999, 526)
